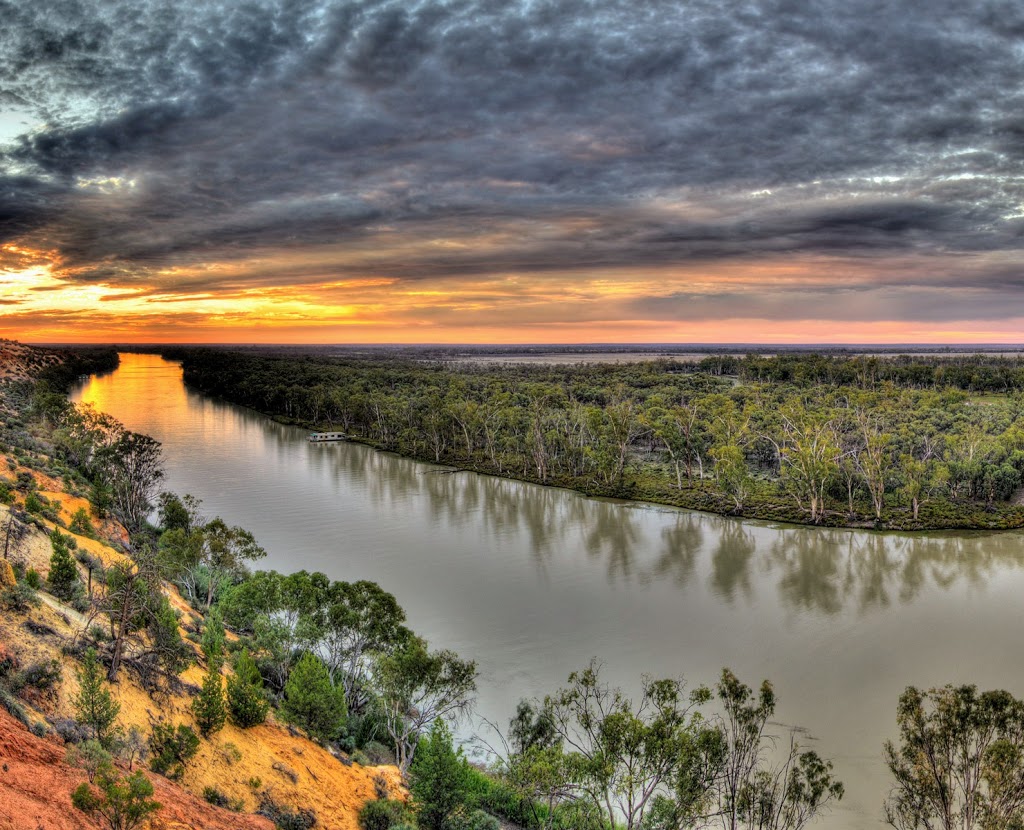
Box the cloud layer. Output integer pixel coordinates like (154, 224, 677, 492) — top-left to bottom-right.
(2, 0, 1024, 341)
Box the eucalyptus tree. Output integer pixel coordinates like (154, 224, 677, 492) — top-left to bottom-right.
(767, 404, 842, 525)
(884, 685, 1024, 830)
(544, 659, 714, 830)
(375, 636, 477, 773)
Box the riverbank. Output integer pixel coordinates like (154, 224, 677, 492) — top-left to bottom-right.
(165, 346, 1024, 533)
(241, 407, 1024, 533)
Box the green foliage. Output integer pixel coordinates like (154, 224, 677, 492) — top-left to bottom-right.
(69, 506, 94, 536)
(73, 648, 121, 748)
(411, 719, 472, 830)
(1, 580, 38, 611)
(885, 685, 1024, 830)
(148, 723, 200, 779)
(708, 669, 843, 830)
(15, 658, 62, 692)
(543, 660, 713, 830)
(257, 793, 318, 830)
(0, 686, 30, 727)
(375, 636, 477, 772)
(281, 652, 347, 743)
(201, 607, 226, 667)
(448, 809, 500, 830)
(24, 567, 41, 589)
(71, 762, 161, 830)
(192, 666, 227, 737)
(148, 594, 192, 675)
(66, 739, 113, 782)
(174, 347, 1024, 530)
(48, 529, 80, 601)
(359, 798, 416, 830)
(23, 491, 44, 514)
(226, 648, 269, 728)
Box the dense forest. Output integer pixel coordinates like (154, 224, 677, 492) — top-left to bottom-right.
(164, 348, 1024, 530)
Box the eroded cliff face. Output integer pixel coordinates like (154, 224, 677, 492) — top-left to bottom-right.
(0, 706, 274, 830)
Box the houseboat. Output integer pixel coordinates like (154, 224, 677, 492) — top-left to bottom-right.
(307, 432, 348, 443)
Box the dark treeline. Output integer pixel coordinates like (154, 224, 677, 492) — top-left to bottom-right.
(165, 348, 1024, 530)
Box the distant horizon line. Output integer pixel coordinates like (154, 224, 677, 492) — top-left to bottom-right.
(23, 341, 1024, 350)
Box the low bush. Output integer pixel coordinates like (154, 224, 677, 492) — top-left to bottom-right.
(148, 723, 200, 779)
(358, 798, 414, 830)
(1, 582, 38, 612)
(0, 687, 31, 727)
(14, 658, 62, 692)
(258, 793, 318, 830)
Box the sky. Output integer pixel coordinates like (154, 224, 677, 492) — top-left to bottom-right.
(1, 0, 1024, 344)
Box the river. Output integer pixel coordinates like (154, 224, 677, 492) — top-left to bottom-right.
(72, 353, 1024, 829)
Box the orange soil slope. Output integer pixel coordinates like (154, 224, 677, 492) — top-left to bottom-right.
(0, 707, 273, 830)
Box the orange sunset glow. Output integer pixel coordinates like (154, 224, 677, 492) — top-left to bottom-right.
(2, 2, 1023, 344)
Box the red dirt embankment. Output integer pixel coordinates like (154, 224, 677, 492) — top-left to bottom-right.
(0, 708, 273, 830)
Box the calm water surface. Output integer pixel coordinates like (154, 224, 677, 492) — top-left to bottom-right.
(73, 354, 1024, 829)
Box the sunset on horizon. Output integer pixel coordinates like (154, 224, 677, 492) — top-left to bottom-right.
(4, 1, 1024, 344)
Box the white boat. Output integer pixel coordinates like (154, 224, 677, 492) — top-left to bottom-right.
(307, 431, 348, 442)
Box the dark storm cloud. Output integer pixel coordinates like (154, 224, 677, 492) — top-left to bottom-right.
(2, 0, 1024, 303)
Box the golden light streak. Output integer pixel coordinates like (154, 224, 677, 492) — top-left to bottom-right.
(2, 241, 1023, 345)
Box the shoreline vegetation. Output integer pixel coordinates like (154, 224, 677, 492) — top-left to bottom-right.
(159, 345, 1024, 532)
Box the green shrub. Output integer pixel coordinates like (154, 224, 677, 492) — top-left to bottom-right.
(48, 529, 80, 601)
(192, 667, 226, 737)
(0, 687, 31, 728)
(73, 648, 120, 748)
(1, 581, 39, 612)
(203, 786, 231, 808)
(69, 507, 94, 536)
(148, 723, 200, 779)
(24, 568, 41, 589)
(66, 740, 113, 782)
(410, 720, 471, 830)
(71, 762, 160, 830)
(351, 749, 371, 766)
(448, 809, 500, 830)
(359, 798, 415, 830)
(227, 649, 269, 728)
(16, 658, 62, 692)
(280, 653, 346, 743)
(257, 793, 318, 830)
(363, 740, 394, 766)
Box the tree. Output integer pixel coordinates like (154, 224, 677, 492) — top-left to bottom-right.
(98, 431, 164, 532)
(767, 407, 840, 524)
(192, 665, 226, 737)
(854, 411, 892, 520)
(318, 579, 411, 707)
(74, 648, 121, 748)
(709, 444, 751, 512)
(227, 648, 269, 728)
(376, 636, 477, 773)
(281, 652, 347, 743)
(410, 719, 472, 830)
(48, 529, 80, 601)
(158, 517, 265, 609)
(71, 762, 160, 830)
(884, 685, 1024, 830)
(544, 659, 713, 830)
(502, 701, 575, 830)
(102, 561, 152, 682)
(710, 669, 843, 830)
